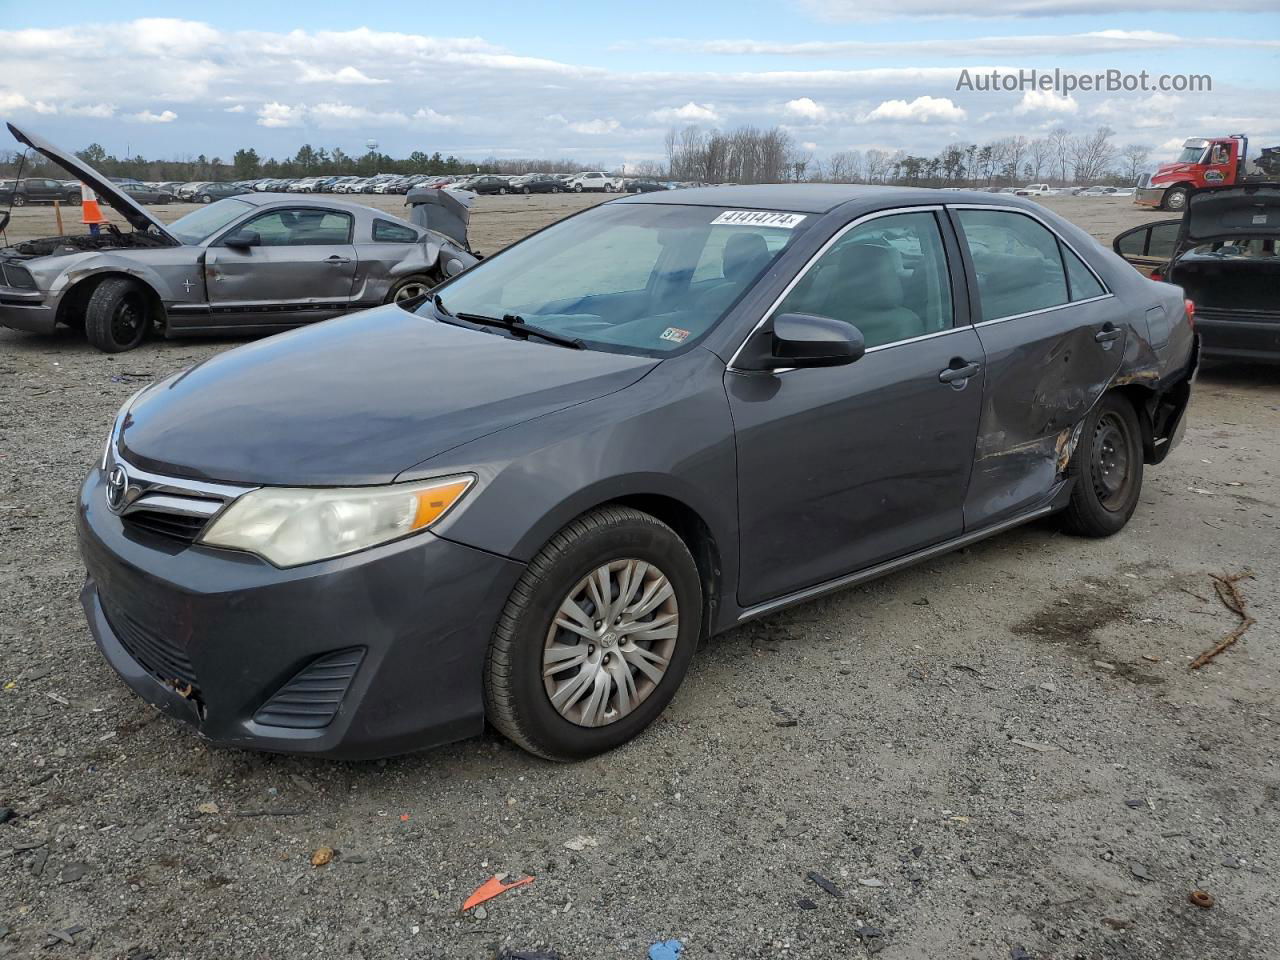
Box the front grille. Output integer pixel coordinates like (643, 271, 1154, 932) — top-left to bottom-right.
(123, 509, 210, 544)
(103, 602, 200, 694)
(253, 649, 365, 729)
(0, 261, 36, 290)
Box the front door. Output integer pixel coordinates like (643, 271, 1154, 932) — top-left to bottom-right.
(729, 208, 985, 608)
(951, 207, 1127, 528)
(205, 207, 358, 326)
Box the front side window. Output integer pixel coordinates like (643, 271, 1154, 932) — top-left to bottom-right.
(955, 209, 1069, 321)
(773, 210, 954, 349)
(425, 203, 809, 356)
(236, 209, 353, 246)
(167, 198, 254, 244)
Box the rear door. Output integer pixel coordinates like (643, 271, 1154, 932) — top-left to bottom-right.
(951, 206, 1126, 528)
(204, 207, 358, 327)
(728, 207, 986, 608)
(1113, 219, 1181, 277)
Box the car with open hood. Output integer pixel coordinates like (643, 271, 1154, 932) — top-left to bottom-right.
(1114, 184, 1280, 362)
(78, 184, 1198, 761)
(0, 123, 478, 352)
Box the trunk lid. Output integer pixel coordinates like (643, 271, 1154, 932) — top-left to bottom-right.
(1183, 184, 1280, 243)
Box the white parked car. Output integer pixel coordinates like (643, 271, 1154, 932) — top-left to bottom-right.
(567, 171, 616, 193)
(1014, 183, 1054, 197)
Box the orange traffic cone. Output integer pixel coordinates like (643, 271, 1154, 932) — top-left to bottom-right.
(80, 183, 109, 234)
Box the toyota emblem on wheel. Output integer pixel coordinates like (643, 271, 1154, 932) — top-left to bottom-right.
(105, 465, 129, 512)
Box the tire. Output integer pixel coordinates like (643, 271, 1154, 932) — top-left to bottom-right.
(1060, 393, 1144, 537)
(84, 277, 150, 353)
(12, 195, 25, 207)
(198, 194, 212, 204)
(574, 184, 584, 192)
(484, 506, 702, 761)
(385, 274, 435, 306)
(66, 194, 81, 206)
(523, 186, 531, 194)
(1163, 187, 1188, 212)
(499, 187, 508, 195)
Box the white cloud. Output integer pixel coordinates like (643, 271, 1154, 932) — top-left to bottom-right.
(224, 104, 246, 113)
(800, 0, 1268, 18)
(1093, 92, 1179, 128)
(862, 96, 966, 124)
(413, 107, 460, 126)
(569, 118, 621, 135)
(128, 109, 178, 124)
(1013, 90, 1079, 115)
(256, 102, 304, 127)
(64, 103, 115, 118)
(0, 92, 57, 114)
(783, 97, 837, 123)
(650, 101, 720, 124)
(801, 141, 818, 151)
(296, 62, 390, 85)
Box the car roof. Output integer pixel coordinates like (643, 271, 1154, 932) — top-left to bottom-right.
(616, 183, 1047, 214)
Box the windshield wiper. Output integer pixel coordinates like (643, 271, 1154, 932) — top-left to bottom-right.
(455, 309, 583, 349)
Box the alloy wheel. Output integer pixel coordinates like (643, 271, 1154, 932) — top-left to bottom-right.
(542, 559, 679, 728)
(393, 281, 430, 303)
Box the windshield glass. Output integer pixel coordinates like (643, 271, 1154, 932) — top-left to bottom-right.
(424, 203, 810, 355)
(1175, 145, 1208, 164)
(167, 198, 253, 244)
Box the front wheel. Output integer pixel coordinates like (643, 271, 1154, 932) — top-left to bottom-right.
(1060, 393, 1144, 537)
(1163, 187, 1188, 212)
(499, 187, 508, 195)
(484, 506, 702, 761)
(199, 194, 212, 204)
(574, 184, 584, 192)
(84, 277, 150, 353)
(12, 195, 25, 207)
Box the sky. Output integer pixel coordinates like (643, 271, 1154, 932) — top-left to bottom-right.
(1, 0, 1277, 171)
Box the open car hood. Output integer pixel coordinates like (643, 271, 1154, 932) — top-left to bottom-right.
(1184, 184, 1280, 243)
(6, 122, 177, 243)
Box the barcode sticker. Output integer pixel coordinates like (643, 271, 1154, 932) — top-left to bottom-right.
(711, 210, 807, 229)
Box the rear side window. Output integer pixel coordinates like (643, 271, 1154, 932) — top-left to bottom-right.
(373, 219, 419, 243)
(955, 209, 1068, 322)
(1061, 243, 1106, 300)
(775, 210, 954, 349)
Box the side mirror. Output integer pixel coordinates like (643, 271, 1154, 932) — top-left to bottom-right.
(225, 229, 261, 249)
(766, 313, 864, 368)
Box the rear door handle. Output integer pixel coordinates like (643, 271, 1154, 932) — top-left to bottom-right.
(938, 360, 981, 383)
(325, 255, 352, 265)
(1094, 323, 1122, 343)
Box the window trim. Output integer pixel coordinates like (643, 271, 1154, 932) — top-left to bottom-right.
(726, 204, 951, 371)
(947, 203, 1113, 325)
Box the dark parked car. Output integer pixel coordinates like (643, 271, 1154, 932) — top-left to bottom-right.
(510, 174, 563, 194)
(1114, 184, 1279, 362)
(624, 179, 666, 193)
(461, 175, 513, 195)
(118, 183, 176, 205)
(0, 177, 81, 205)
(192, 182, 249, 204)
(79, 185, 1196, 761)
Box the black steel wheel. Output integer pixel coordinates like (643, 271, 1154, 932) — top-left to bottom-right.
(84, 277, 150, 353)
(1061, 393, 1144, 537)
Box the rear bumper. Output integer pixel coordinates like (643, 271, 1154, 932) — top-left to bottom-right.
(1197, 313, 1280, 364)
(1134, 186, 1167, 208)
(78, 467, 526, 759)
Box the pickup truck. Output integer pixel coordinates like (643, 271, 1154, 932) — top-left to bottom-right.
(1014, 184, 1053, 197)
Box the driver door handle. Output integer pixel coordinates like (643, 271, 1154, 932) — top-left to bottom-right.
(938, 360, 981, 383)
(1094, 322, 1122, 343)
(325, 255, 352, 265)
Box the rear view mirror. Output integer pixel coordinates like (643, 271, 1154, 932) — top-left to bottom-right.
(225, 229, 261, 249)
(768, 313, 864, 368)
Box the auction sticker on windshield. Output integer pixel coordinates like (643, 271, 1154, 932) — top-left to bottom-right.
(711, 211, 807, 229)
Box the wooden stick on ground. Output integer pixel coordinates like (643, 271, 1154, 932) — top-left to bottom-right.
(1190, 570, 1256, 670)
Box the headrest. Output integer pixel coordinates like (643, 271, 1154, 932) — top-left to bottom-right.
(723, 232, 770, 283)
(838, 243, 903, 309)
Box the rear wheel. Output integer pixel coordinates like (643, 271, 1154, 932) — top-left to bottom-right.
(385, 274, 435, 306)
(1061, 393, 1144, 537)
(1163, 187, 1189, 212)
(484, 506, 701, 761)
(499, 187, 508, 195)
(84, 277, 150, 353)
(523, 186, 531, 194)
(198, 194, 213, 204)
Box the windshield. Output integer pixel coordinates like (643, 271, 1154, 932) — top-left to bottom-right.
(424, 202, 810, 356)
(1175, 145, 1208, 164)
(167, 198, 253, 244)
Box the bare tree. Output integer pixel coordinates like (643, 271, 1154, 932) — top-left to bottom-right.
(1049, 127, 1072, 184)
(1069, 126, 1117, 183)
(1025, 138, 1051, 183)
(1119, 143, 1152, 183)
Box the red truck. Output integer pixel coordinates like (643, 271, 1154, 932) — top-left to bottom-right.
(1135, 134, 1279, 212)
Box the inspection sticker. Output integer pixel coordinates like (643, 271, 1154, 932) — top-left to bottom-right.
(711, 210, 807, 229)
(660, 327, 692, 343)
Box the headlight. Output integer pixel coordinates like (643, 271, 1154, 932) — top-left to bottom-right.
(199, 475, 474, 567)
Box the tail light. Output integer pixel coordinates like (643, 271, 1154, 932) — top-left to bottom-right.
(1184, 298, 1196, 329)
(1149, 270, 1163, 282)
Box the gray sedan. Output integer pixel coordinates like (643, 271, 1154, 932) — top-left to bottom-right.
(0, 123, 476, 352)
(78, 184, 1198, 761)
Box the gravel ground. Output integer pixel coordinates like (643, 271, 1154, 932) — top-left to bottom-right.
(1, 192, 1277, 960)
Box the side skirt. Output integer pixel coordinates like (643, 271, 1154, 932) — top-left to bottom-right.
(735, 482, 1072, 624)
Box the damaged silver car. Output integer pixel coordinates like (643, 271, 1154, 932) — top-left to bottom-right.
(0, 124, 477, 352)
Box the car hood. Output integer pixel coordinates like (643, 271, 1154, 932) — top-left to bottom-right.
(1184, 184, 1280, 243)
(6, 122, 176, 242)
(118, 306, 658, 486)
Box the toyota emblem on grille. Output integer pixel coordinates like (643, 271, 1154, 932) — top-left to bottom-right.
(106, 465, 129, 512)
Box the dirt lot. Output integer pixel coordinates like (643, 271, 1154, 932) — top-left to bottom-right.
(1, 192, 1277, 960)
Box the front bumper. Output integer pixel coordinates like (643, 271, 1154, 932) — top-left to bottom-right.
(0, 291, 57, 334)
(78, 467, 525, 759)
(1134, 186, 1167, 208)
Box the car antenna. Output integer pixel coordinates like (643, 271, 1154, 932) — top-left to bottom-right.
(1, 147, 28, 244)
